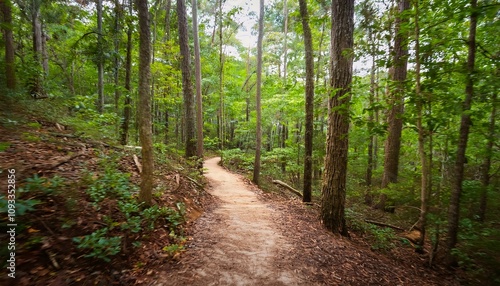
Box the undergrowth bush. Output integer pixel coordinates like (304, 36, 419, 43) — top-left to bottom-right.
(73, 154, 187, 261)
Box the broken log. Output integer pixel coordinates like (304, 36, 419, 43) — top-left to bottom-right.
(133, 154, 142, 173)
(272, 180, 303, 198)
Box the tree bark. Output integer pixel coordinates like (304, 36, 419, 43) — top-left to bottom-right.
(1, 0, 16, 89)
(252, 0, 264, 186)
(120, 0, 133, 146)
(414, 0, 431, 250)
(218, 0, 224, 150)
(446, 0, 478, 265)
(380, 0, 410, 188)
(136, 0, 154, 204)
(177, 0, 196, 158)
(376, 0, 410, 211)
(298, 0, 314, 203)
(193, 0, 204, 159)
(113, 0, 122, 112)
(96, 0, 104, 113)
(31, 3, 43, 97)
(321, 0, 354, 236)
(478, 93, 496, 222)
(283, 0, 288, 84)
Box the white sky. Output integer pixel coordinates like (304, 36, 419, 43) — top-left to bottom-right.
(224, 0, 260, 49)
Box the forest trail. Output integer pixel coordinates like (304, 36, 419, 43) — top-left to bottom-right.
(153, 157, 457, 286)
(155, 157, 306, 285)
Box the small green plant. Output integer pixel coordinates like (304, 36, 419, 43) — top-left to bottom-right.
(0, 188, 41, 216)
(0, 142, 11, 152)
(24, 175, 65, 195)
(26, 122, 42, 129)
(162, 244, 184, 257)
(86, 170, 136, 205)
(21, 132, 41, 142)
(368, 225, 396, 251)
(73, 228, 122, 262)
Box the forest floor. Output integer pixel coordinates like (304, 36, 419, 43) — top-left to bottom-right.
(148, 157, 460, 286)
(0, 98, 464, 285)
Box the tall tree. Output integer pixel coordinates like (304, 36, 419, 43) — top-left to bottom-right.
(478, 93, 496, 222)
(96, 0, 104, 113)
(321, 0, 354, 236)
(113, 0, 122, 112)
(137, 0, 154, 204)
(120, 0, 133, 146)
(282, 0, 288, 84)
(377, 0, 410, 210)
(252, 0, 264, 185)
(446, 0, 478, 265)
(414, 0, 431, 250)
(298, 0, 314, 203)
(193, 0, 203, 159)
(217, 0, 225, 150)
(1, 0, 16, 89)
(16, 0, 45, 96)
(177, 0, 196, 158)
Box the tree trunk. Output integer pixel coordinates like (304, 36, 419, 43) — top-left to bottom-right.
(164, 0, 171, 41)
(31, 4, 43, 97)
(283, 0, 288, 84)
(377, 0, 410, 210)
(252, 0, 264, 186)
(218, 0, 224, 150)
(163, 0, 172, 144)
(193, 0, 203, 159)
(298, 0, 314, 203)
(321, 0, 354, 236)
(1, 0, 15, 89)
(137, 0, 154, 204)
(315, 20, 325, 85)
(478, 93, 496, 222)
(120, 0, 133, 146)
(113, 0, 122, 113)
(414, 0, 431, 250)
(365, 34, 377, 191)
(177, 0, 196, 158)
(446, 0, 477, 265)
(96, 0, 104, 113)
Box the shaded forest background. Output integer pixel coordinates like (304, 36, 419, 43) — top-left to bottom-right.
(0, 0, 499, 284)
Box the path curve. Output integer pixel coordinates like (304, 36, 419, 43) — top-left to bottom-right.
(155, 157, 306, 285)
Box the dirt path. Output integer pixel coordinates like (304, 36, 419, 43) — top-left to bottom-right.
(155, 157, 306, 285)
(153, 157, 458, 286)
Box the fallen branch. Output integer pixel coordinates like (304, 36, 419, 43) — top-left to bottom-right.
(133, 154, 142, 174)
(272, 180, 303, 198)
(46, 150, 86, 171)
(187, 176, 203, 189)
(16, 149, 87, 181)
(364, 219, 405, 231)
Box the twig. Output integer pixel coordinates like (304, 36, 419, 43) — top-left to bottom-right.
(186, 176, 203, 189)
(38, 219, 55, 236)
(45, 250, 61, 269)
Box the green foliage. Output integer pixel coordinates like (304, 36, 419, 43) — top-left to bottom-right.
(367, 225, 397, 251)
(84, 154, 137, 205)
(74, 155, 187, 261)
(0, 175, 65, 217)
(24, 175, 65, 195)
(345, 207, 397, 252)
(0, 194, 40, 217)
(72, 228, 122, 262)
(222, 149, 254, 171)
